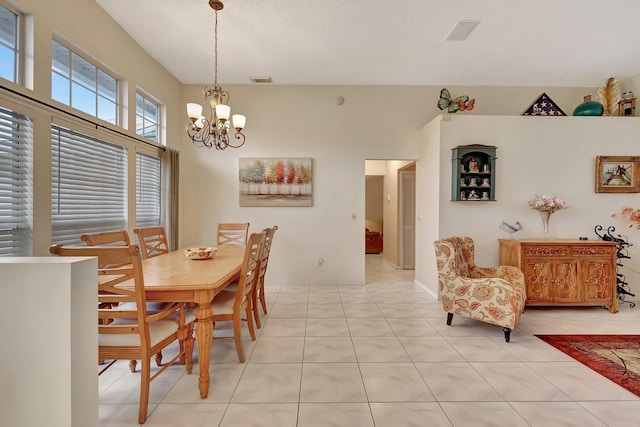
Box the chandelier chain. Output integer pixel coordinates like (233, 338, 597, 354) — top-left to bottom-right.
(214, 10, 218, 86)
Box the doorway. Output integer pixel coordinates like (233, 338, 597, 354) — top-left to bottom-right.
(364, 160, 416, 275)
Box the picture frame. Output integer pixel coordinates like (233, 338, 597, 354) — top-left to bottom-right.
(239, 157, 313, 206)
(595, 156, 640, 193)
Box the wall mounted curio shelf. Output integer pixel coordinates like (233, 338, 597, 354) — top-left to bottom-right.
(451, 144, 497, 201)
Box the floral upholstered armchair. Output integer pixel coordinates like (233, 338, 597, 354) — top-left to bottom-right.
(433, 236, 526, 342)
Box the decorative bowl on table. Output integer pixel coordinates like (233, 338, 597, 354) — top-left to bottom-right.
(184, 247, 218, 260)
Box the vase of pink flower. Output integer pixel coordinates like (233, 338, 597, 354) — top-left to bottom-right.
(528, 194, 568, 236)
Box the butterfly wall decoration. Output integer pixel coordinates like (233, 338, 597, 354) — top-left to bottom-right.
(437, 88, 475, 113)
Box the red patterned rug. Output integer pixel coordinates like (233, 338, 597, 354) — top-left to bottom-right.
(536, 334, 640, 397)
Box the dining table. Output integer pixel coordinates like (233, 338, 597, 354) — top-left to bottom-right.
(140, 244, 245, 398)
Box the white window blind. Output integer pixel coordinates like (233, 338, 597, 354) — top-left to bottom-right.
(136, 152, 160, 228)
(51, 124, 127, 245)
(0, 106, 33, 256)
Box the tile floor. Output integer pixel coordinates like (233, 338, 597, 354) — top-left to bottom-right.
(99, 254, 640, 426)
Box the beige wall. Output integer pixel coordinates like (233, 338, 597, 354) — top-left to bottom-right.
(365, 176, 383, 233)
(180, 83, 604, 285)
(415, 114, 640, 295)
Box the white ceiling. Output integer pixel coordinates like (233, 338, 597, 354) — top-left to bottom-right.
(96, 0, 640, 87)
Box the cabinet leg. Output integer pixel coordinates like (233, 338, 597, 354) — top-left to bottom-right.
(446, 312, 453, 326)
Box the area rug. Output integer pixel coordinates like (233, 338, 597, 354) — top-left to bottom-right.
(536, 334, 640, 397)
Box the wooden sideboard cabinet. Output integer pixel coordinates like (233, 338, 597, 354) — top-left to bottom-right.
(498, 239, 618, 313)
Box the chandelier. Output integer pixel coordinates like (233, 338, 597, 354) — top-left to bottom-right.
(186, 0, 246, 150)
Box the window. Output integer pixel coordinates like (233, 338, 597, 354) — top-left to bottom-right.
(0, 106, 32, 256)
(136, 92, 160, 142)
(51, 125, 127, 245)
(0, 3, 20, 83)
(51, 40, 118, 124)
(136, 152, 161, 228)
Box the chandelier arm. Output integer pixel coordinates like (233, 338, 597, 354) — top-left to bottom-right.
(226, 132, 246, 149)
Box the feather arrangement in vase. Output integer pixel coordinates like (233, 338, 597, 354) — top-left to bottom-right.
(595, 77, 621, 116)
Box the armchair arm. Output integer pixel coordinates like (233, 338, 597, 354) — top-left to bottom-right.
(445, 276, 521, 301)
(470, 265, 525, 290)
(440, 275, 526, 329)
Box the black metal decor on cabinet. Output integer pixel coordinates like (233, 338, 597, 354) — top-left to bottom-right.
(594, 225, 635, 308)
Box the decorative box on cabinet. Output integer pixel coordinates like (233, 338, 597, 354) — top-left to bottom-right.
(498, 239, 618, 313)
(451, 144, 496, 201)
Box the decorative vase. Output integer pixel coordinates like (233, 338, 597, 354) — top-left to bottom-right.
(573, 100, 604, 116)
(539, 210, 551, 236)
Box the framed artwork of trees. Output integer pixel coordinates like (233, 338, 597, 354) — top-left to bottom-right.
(239, 158, 313, 206)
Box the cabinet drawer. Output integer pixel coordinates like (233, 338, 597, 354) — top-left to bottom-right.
(522, 245, 569, 257)
(570, 246, 616, 257)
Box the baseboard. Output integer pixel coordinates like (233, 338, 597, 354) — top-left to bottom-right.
(415, 279, 439, 300)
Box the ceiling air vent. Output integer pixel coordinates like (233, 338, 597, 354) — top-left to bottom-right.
(250, 76, 273, 84)
(446, 20, 480, 41)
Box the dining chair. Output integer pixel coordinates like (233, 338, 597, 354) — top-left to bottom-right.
(133, 226, 169, 259)
(252, 225, 278, 329)
(211, 231, 265, 362)
(80, 229, 130, 246)
(49, 244, 195, 424)
(217, 222, 250, 246)
(81, 228, 169, 371)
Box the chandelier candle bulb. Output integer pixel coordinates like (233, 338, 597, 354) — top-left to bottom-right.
(215, 104, 231, 121)
(232, 114, 246, 130)
(187, 103, 203, 120)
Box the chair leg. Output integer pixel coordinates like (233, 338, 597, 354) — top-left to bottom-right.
(155, 351, 163, 366)
(259, 283, 267, 315)
(129, 360, 137, 372)
(233, 315, 246, 363)
(185, 324, 195, 374)
(446, 312, 453, 326)
(138, 358, 151, 424)
(503, 327, 511, 343)
(247, 306, 256, 341)
(252, 284, 262, 329)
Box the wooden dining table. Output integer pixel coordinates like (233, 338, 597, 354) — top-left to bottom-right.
(140, 244, 245, 398)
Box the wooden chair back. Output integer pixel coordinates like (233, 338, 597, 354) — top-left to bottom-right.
(210, 231, 265, 362)
(235, 232, 266, 312)
(217, 222, 250, 245)
(133, 226, 169, 259)
(258, 226, 278, 283)
(80, 229, 130, 246)
(251, 225, 278, 328)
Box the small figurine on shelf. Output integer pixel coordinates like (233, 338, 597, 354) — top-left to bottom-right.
(460, 191, 466, 200)
(482, 191, 489, 200)
(460, 164, 466, 173)
(468, 157, 479, 173)
(468, 190, 479, 200)
(482, 178, 490, 187)
(483, 164, 490, 173)
(469, 177, 477, 187)
(460, 177, 466, 187)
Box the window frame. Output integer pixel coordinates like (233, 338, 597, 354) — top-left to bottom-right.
(51, 38, 120, 125)
(135, 91, 161, 143)
(0, 1, 23, 84)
